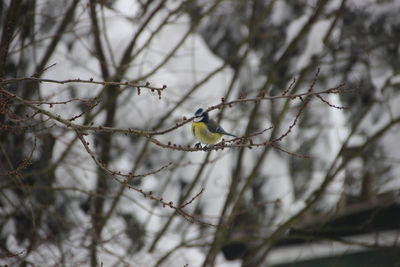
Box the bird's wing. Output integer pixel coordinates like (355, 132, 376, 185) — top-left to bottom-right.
(207, 119, 236, 137)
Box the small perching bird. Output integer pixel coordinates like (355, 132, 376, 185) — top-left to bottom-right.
(192, 108, 237, 147)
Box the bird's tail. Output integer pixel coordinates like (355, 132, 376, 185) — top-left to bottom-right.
(224, 133, 237, 138)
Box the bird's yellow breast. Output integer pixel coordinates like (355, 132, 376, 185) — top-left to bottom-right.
(192, 122, 223, 144)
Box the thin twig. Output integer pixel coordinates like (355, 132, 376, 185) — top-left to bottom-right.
(1, 84, 347, 137)
(0, 77, 167, 94)
(74, 130, 217, 226)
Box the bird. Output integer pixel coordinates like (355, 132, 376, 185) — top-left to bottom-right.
(192, 108, 237, 147)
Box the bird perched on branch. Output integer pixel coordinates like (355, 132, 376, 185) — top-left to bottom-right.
(192, 108, 237, 148)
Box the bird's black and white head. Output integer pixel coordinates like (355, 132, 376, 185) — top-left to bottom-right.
(194, 108, 209, 122)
